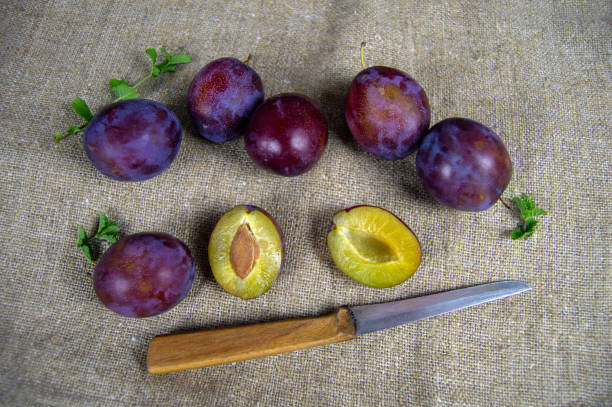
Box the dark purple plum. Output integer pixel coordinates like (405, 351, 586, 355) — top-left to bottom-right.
(345, 66, 430, 160)
(83, 99, 181, 181)
(93, 233, 194, 317)
(245, 93, 328, 176)
(416, 118, 512, 211)
(188, 57, 264, 143)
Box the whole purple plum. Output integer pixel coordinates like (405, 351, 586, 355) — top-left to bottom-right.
(93, 233, 195, 317)
(345, 66, 430, 160)
(83, 99, 181, 181)
(188, 57, 264, 143)
(245, 93, 328, 176)
(416, 118, 512, 211)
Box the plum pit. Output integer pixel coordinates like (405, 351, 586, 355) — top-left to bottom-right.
(230, 223, 260, 279)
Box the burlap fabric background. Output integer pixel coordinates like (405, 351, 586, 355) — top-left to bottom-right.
(0, 0, 609, 405)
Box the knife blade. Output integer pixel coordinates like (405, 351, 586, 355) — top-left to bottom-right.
(147, 280, 531, 374)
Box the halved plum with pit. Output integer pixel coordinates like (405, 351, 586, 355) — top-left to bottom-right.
(208, 205, 284, 299)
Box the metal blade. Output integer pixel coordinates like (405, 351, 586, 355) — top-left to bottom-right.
(348, 280, 531, 335)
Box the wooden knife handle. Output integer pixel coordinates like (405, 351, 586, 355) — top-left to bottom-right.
(147, 307, 356, 374)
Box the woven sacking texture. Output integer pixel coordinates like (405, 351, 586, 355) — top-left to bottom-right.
(0, 1, 610, 406)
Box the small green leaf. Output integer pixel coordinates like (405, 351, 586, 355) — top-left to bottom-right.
(151, 65, 161, 77)
(531, 208, 548, 217)
(145, 48, 157, 64)
(53, 131, 63, 142)
(71, 98, 93, 121)
(109, 78, 140, 101)
(76, 225, 94, 262)
(158, 63, 177, 74)
(524, 218, 539, 237)
(511, 227, 525, 240)
(513, 194, 547, 220)
(513, 196, 529, 218)
(95, 211, 119, 243)
(77, 225, 88, 246)
(167, 53, 191, 64)
(158, 47, 191, 65)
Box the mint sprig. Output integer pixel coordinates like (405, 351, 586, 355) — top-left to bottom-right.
(95, 211, 120, 243)
(510, 194, 547, 240)
(76, 211, 120, 262)
(54, 47, 191, 142)
(77, 225, 94, 262)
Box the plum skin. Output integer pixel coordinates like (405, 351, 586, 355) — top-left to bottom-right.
(416, 118, 512, 211)
(83, 99, 181, 181)
(345, 66, 430, 160)
(245, 93, 328, 176)
(188, 57, 264, 143)
(93, 233, 195, 317)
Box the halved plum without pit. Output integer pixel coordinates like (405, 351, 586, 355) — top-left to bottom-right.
(327, 206, 421, 288)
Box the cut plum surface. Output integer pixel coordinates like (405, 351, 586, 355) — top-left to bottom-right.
(208, 205, 284, 299)
(327, 206, 421, 288)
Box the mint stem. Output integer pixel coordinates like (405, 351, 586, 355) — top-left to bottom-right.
(132, 73, 152, 90)
(54, 122, 88, 142)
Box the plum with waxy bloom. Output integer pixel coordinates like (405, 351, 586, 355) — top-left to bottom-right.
(416, 118, 512, 211)
(83, 99, 181, 181)
(93, 233, 195, 317)
(345, 66, 430, 160)
(188, 57, 264, 143)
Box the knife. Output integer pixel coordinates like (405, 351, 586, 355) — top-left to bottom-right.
(146, 280, 531, 374)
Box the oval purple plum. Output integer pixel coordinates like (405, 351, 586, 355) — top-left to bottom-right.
(93, 232, 195, 317)
(416, 118, 512, 211)
(83, 99, 181, 181)
(188, 57, 264, 143)
(345, 66, 430, 160)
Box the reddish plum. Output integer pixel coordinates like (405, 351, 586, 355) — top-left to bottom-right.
(83, 99, 181, 181)
(345, 66, 430, 160)
(245, 93, 328, 176)
(416, 118, 512, 211)
(188, 58, 264, 143)
(93, 233, 194, 317)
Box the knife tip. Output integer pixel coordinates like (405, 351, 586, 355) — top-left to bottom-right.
(505, 280, 532, 292)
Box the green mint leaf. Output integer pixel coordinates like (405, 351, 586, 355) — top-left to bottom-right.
(511, 227, 525, 240)
(76, 225, 94, 262)
(513, 194, 547, 220)
(167, 53, 191, 64)
(53, 131, 63, 142)
(513, 196, 529, 219)
(151, 65, 161, 77)
(145, 48, 157, 64)
(97, 211, 110, 232)
(159, 47, 191, 65)
(71, 98, 93, 121)
(95, 211, 119, 243)
(524, 218, 539, 237)
(531, 208, 548, 217)
(109, 78, 140, 101)
(157, 63, 177, 74)
(522, 194, 536, 210)
(77, 225, 88, 246)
